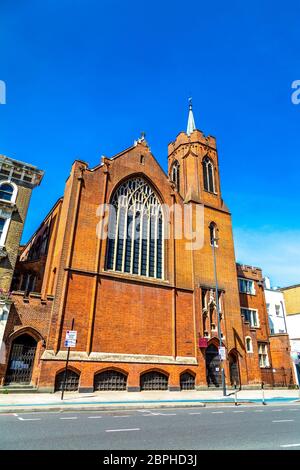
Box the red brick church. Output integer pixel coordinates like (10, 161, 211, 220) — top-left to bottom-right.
(0, 103, 294, 392)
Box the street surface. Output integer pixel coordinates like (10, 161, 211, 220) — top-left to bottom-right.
(0, 403, 300, 450)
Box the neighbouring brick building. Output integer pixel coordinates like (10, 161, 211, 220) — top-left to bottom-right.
(237, 265, 293, 387)
(0, 105, 295, 391)
(0, 154, 43, 379)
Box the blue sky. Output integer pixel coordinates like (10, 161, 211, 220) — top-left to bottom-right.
(1, 0, 299, 287)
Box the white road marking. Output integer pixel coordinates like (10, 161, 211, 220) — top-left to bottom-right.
(254, 410, 264, 412)
(60, 417, 78, 420)
(113, 415, 130, 418)
(233, 411, 244, 413)
(280, 443, 300, 448)
(17, 417, 41, 421)
(272, 419, 294, 423)
(288, 409, 299, 411)
(88, 416, 102, 419)
(13, 413, 18, 417)
(274, 409, 282, 412)
(212, 411, 224, 414)
(189, 412, 201, 415)
(105, 428, 140, 433)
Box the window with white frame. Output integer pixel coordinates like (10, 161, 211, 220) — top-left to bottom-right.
(106, 177, 164, 279)
(266, 303, 270, 315)
(0, 183, 14, 201)
(245, 336, 253, 353)
(241, 308, 259, 327)
(0, 181, 17, 203)
(238, 278, 255, 295)
(258, 343, 269, 368)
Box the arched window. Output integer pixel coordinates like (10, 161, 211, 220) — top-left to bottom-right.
(94, 370, 127, 391)
(203, 157, 215, 193)
(245, 337, 253, 353)
(0, 183, 14, 201)
(209, 222, 218, 247)
(171, 160, 180, 192)
(55, 369, 80, 392)
(180, 371, 195, 390)
(106, 177, 164, 279)
(140, 371, 168, 390)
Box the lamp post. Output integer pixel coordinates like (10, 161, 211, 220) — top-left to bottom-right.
(211, 230, 226, 397)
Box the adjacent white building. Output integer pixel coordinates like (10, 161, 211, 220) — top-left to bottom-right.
(264, 277, 300, 386)
(263, 277, 288, 335)
(280, 284, 300, 387)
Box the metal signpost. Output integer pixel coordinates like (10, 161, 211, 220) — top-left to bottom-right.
(61, 318, 76, 400)
(212, 233, 227, 396)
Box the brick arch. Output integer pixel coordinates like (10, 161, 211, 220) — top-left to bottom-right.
(140, 367, 170, 377)
(228, 347, 241, 358)
(93, 365, 128, 377)
(54, 364, 81, 377)
(8, 326, 44, 344)
(180, 368, 196, 378)
(207, 337, 221, 348)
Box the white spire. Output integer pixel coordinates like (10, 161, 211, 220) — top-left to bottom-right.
(186, 97, 196, 136)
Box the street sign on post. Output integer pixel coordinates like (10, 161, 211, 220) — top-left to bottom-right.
(61, 320, 75, 400)
(64, 330, 77, 348)
(218, 346, 226, 360)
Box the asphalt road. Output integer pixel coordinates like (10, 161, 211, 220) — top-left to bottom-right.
(0, 403, 300, 450)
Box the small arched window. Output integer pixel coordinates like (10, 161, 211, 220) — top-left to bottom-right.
(209, 222, 218, 247)
(245, 337, 253, 353)
(106, 177, 164, 279)
(171, 160, 180, 192)
(0, 183, 14, 202)
(203, 157, 215, 193)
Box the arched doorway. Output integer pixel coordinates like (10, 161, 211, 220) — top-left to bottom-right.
(229, 351, 240, 387)
(5, 334, 37, 385)
(205, 344, 221, 387)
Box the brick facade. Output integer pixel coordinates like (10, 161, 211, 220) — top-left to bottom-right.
(2, 128, 295, 391)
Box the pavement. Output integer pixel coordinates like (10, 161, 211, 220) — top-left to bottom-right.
(0, 388, 299, 413)
(1, 403, 300, 449)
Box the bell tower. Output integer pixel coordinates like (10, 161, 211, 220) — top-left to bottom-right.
(168, 100, 226, 212)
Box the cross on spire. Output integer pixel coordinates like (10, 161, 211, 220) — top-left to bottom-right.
(187, 97, 196, 136)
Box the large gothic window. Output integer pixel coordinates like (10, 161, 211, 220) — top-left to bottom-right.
(203, 157, 215, 193)
(106, 177, 164, 279)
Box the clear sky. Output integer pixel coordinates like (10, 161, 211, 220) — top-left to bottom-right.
(1, 0, 299, 287)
